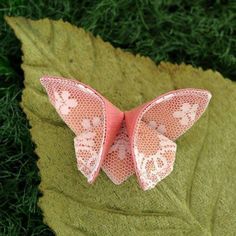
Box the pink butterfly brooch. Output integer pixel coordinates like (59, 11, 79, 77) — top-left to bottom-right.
(40, 76, 212, 191)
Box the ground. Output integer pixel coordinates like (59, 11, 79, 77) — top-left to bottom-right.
(0, 0, 235, 235)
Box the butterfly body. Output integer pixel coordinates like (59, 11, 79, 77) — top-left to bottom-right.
(41, 76, 211, 190)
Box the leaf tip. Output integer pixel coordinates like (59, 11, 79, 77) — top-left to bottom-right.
(4, 15, 14, 27)
(4, 15, 25, 29)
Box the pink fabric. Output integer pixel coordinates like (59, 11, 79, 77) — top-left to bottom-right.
(40, 76, 212, 191)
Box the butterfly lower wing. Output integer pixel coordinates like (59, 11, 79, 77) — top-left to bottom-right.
(133, 121, 177, 190)
(40, 76, 123, 183)
(102, 121, 134, 184)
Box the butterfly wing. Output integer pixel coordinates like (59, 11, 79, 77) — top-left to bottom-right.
(137, 88, 212, 141)
(125, 88, 212, 190)
(40, 76, 124, 183)
(102, 121, 135, 185)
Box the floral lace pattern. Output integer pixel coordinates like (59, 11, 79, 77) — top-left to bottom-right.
(109, 125, 131, 160)
(102, 122, 134, 185)
(173, 103, 199, 126)
(135, 150, 168, 190)
(74, 117, 103, 179)
(81, 117, 101, 130)
(134, 130, 177, 190)
(54, 90, 77, 115)
(148, 121, 166, 135)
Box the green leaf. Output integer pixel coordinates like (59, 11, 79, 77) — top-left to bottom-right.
(6, 16, 236, 236)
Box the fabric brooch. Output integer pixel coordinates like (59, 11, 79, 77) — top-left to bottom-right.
(40, 76, 211, 191)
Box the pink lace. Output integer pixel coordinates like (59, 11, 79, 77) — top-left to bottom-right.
(40, 76, 211, 191)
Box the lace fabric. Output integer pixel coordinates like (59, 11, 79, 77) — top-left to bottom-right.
(41, 76, 211, 190)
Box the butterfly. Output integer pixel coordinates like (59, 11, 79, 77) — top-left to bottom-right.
(40, 76, 212, 191)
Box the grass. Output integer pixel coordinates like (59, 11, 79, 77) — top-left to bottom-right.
(0, 0, 235, 235)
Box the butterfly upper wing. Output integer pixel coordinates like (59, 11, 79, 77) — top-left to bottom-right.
(139, 88, 212, 141)
(125, 88, 212, 190)
(40, 76, 124, 183)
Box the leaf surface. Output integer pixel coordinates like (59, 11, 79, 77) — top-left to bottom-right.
(6, 16, 236, 236)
